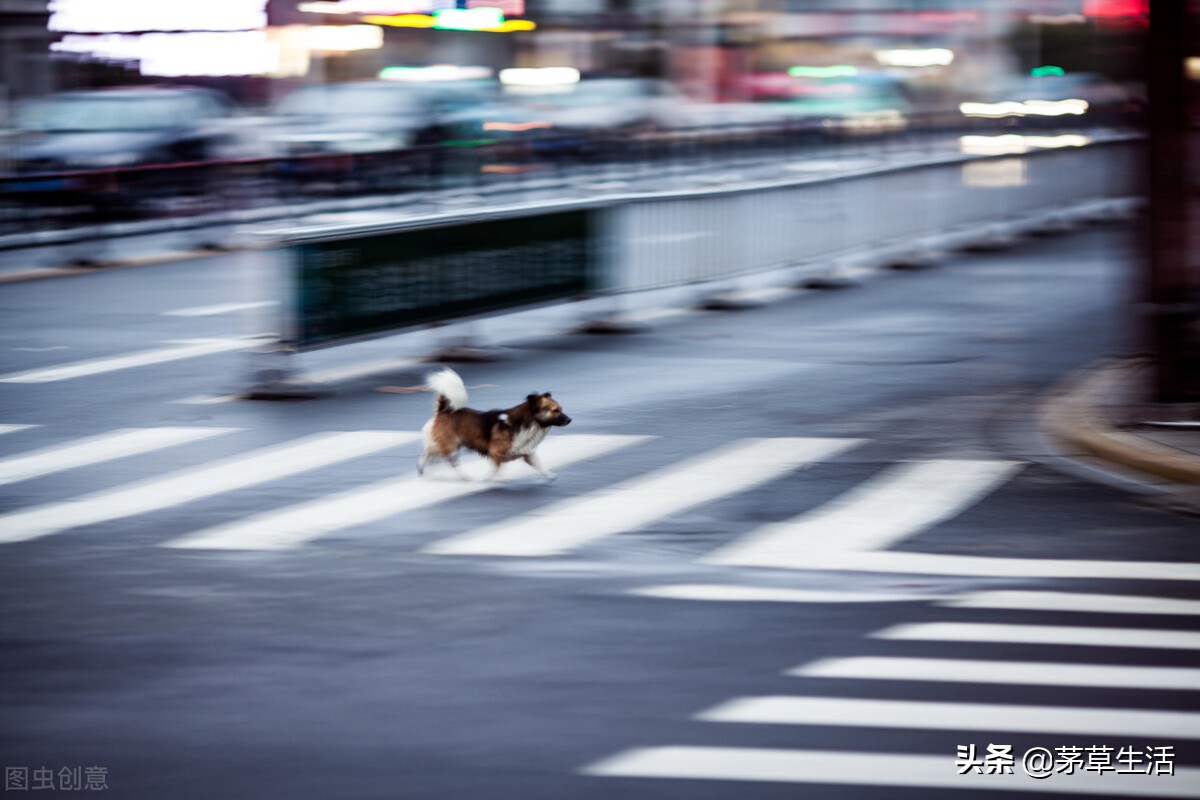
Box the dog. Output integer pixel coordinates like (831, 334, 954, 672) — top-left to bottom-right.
(417, 368, 571, 480)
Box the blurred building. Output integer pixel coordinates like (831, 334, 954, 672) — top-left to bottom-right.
(0, 0, 53, 119)
(4, 1, 1150, 110)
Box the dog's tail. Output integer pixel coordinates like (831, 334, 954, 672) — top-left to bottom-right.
(427, 368, 468, 413)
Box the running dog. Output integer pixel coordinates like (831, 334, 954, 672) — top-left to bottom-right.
(417, 368, 571, 480)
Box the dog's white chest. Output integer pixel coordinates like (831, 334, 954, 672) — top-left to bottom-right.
(509, 425, 548, 457)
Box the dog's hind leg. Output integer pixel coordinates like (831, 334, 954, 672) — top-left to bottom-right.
(417, 449, 431, 476)
(523, 453, 556, 482)
(446, 453, 470, 481)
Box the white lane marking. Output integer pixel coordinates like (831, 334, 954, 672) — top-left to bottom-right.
(164, 301, 278, 317)
(0, 424, 38, 436)
(306, 356, 424, 384)
(0, 431, 419, 544)
(629, 584, 941, 604)
(942, 590, 1200, 616)
(790, 656, 1200, 692)
(426, 437, 862, 557)
(706, 459, 1022, 568)
(876, 622, 1200, 651)
(0, 337, 264, 383)
(166, 434, 648, 551)
(582, 747, 1200, 796)
(0, 427, 238, 486)
(173, 395, 241, 405)
(798, 550, 1200, 582)
(697, 695, 1200, 739)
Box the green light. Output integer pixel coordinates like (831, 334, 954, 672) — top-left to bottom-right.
(1031, 65, 1065, 77)
(788, 65, 858, 79)
(434, 8, 504, 31)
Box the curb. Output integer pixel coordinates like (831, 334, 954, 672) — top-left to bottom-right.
(0, 248, 231, 285)
(1041, 358, 1200, 486)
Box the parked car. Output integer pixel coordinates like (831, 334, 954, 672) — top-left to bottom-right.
(8, 85, 242, 172)
(4, 85, 245, 217)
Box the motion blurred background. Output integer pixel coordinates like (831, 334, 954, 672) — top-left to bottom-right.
(0, 1, 1153, 214)
(0, 1, 1194, 399)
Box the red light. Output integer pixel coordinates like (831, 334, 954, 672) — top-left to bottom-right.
(1083, 0, 1148, 18)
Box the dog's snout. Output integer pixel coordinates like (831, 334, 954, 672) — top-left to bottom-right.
(559, 414, 572, 426)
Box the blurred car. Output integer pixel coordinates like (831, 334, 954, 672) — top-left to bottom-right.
(655, 100, 796, 135)
(529, 78, 682, 133)
(492, 77, 690, 156)
(759, 74, 913, 136)
(3, 86, 247, 218)
(8, 86, 242, 173)
(246, 78, 510, 189)
(958, 72, 1144, 127)
(253, 79, 499, 157)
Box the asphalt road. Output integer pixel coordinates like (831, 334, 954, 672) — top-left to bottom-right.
(1, 221, 1197, 799)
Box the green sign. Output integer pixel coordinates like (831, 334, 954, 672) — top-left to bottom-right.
(288, 210, 594, 349)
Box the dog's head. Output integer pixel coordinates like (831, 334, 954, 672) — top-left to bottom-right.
(528, 392, 571, 427)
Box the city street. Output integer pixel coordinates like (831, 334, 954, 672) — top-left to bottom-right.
(1, 221, 1197, 799)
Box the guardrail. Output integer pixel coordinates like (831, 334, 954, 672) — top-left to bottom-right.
(0, 111, 1058, 242)
(253, 134, 1139, 399)
(282, 207, 595, 350)
(602, 136, 1141, 292)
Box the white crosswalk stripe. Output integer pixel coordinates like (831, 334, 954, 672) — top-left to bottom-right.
(696, 695, 1200, 739)
(425, 437, 862, 557)
(628, 584, 942, 604)
(940, 590, 1200, 616)
(799, 550, 1200, 581)
(705, 458, 1022, 569)
(791, 656, 1200, 691)
(0, 424, 38, 436)
(165, 434, 648, 551)
(0, 427, 237, 486)
(0, 431, 419, 544)
(875, 622, 1200, 651)
(584, 747, 1200, 797)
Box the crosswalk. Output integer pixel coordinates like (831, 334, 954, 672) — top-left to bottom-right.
(0, 430, 418, 544)
(583, 588, 1200, 797)
(0, 424, 1194, 587)
(426, 437, 860, 557)
(0, 426, 850, 554)
(704, 458, 1023, 568)
(5, 423, 1198, 794)
(167, 434, 648, 551)
(0, 426, 235, 486)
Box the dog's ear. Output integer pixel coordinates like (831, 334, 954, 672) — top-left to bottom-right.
(543, 392, 552, 398)
(527, 393, 540, 406)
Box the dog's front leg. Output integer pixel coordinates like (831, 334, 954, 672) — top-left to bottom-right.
(523, 454, 556, 482)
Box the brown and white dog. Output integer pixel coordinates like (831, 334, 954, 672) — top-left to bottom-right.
(418, 368, 571, 480)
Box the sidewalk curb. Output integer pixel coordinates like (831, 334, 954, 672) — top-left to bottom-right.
(0, 248, 231, 285)
(1041, 358, 1200, 486)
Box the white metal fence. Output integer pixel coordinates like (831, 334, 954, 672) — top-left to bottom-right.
(598, 137, 1141, 293)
